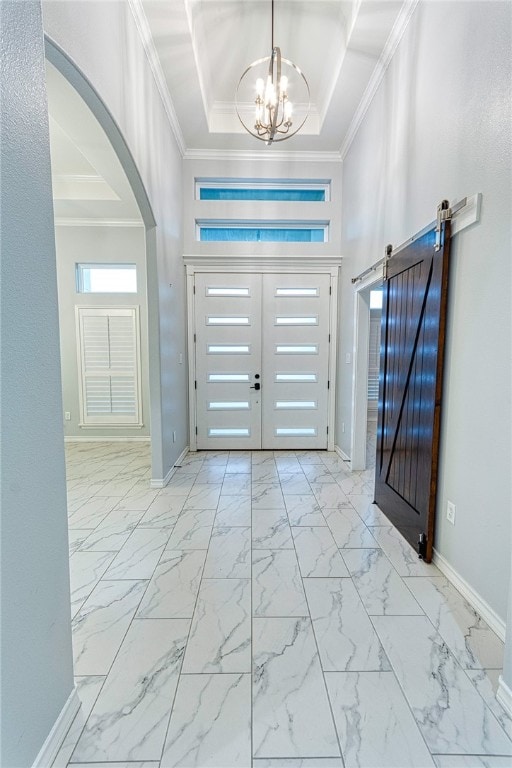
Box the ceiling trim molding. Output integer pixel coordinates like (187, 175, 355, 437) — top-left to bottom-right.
(184, 148, 342, 163)
(127, 0, 186, 156)
(340, 0, 419, 161)
(183, 0, 211, 128)
(54, 218, 144, 228)
(53, 174, 104, 184)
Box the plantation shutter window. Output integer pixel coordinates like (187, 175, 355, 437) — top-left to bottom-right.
(76, 307, 142, 426)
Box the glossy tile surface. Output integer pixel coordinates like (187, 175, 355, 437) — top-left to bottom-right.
(59, 441, 510, 768)
(343, 547, 423, 615)
(182, 577, 251, 673)
(403, 576, 504, 669)
(253, 617, 340, 758)
(252, 549, 308, 617)
(162, 673, 251, 767)
(372, 615, 512, 755)
(292, 526, 349, 577)
(304, 578, 390, 671)
(136, 549, 206, 619)
(326, 671, 435, 767)
(71, 619, 188, 762)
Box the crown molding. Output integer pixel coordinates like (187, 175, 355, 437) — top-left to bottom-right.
(340, 0, 419, 161)
(183, 148, 342, 163)
(54, 218, 144, 227)
(127, 0, 186, 157)
(53, 174, 104, 184)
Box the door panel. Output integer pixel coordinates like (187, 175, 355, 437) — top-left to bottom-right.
(195, 274, 262, 449)
(194, 272, 332, 450)
(262, 274, 331, 449)
(375, 221, 451, 562)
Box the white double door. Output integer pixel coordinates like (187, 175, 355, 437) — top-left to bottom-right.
(193, 272, 332, 450)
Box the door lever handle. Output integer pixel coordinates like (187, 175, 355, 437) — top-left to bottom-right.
(250, 382, 261, 391)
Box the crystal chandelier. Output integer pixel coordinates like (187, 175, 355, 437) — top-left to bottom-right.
(235, 0, 310, 145)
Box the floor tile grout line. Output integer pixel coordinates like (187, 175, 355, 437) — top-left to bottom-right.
(287, 485, 345, 765)
(156, 459, 212, 766)
(250, 451, 254, 766)
(67, 576, 151, 764)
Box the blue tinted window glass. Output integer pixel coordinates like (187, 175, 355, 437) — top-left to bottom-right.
(199, 227, 325, 242)
(200, 188, 325, 202)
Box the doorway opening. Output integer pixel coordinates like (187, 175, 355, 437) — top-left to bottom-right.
(366, 288, 383, 469)
(350, 275, 383, 471)
(46, 59, 150, 445)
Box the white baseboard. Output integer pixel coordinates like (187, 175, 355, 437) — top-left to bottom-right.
(497, 675, 512, 718)
(334, 444, 351, 462)
(150, 446, 189, 488)
(64, 436, 150, 442)
(32, 686, 80, 767)
(432, 548, 506, 642)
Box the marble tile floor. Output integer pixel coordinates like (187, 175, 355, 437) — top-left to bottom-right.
(55, 439, 512, 768)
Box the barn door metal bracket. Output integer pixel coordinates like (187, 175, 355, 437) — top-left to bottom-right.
(383, 243, 393, 281)
(417, 532, 427, 560)
(435, 199, 452, 251)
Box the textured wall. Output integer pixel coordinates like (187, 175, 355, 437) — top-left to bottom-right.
(0, 1, 74, 764)
(337, 0, 511, 621)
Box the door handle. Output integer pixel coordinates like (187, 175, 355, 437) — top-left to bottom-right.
(250, 382, 261, 391)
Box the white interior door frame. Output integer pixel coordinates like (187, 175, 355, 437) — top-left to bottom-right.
(186, 260, 340, 452)
(350, 269, 383, 470)
(186, 267, 198, 451)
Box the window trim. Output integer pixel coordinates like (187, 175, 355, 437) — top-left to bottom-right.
(196, 219, 329, 243)
(75, 263, 138, 294)
(195, 177, 331, 201)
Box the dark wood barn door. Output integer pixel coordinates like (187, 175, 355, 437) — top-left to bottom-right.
(374, 216, 451, 562)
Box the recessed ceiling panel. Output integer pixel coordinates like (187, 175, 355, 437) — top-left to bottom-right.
(140, 0, 408, 153)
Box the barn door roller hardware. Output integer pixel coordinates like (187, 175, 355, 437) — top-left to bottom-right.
(435, 199, 451, 251)
(383, 243, 393, 281)
(352, 194, 481, 281)
(436, 196, 476, 250)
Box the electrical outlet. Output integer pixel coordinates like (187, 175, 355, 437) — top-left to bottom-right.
(345, 353, 351, 364)
(341, 422, 345, 433)
(173, 430, 177, 443)
(64, 412, 71, 421)
(446, 500, 456, 525)
(179, 353, 183, 364)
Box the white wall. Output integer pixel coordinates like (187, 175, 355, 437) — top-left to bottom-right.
(55, 225, 151, 439)
(337, 0, 511, 621)
(183, 157, 342, 257)
(43, 0, 187, 482)
(0, 2, 74, 764)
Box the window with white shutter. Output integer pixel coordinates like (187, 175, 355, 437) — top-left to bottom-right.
(76, 307, 142, 426)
